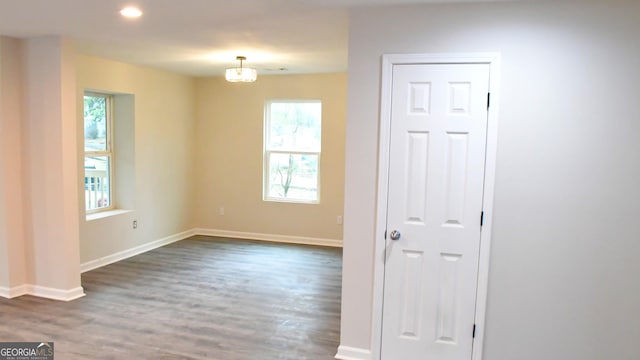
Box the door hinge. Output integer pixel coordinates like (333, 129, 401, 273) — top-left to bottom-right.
(473, 324, 477, 338)
(480, 211, 484, 227)
(384, 229, 387, 240)
(487, 93, 491, 109)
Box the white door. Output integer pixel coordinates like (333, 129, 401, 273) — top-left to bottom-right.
(381, 63, 491, 360)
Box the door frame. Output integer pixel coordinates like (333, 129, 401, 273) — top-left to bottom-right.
(371, 53, 501, 360)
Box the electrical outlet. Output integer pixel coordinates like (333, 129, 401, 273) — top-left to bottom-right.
(133, 220, 138, 229)
(337, 215, 343, 225)
(219, 207, 225, 216)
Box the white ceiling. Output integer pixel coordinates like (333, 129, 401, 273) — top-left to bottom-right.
(0, 0, 515, 77)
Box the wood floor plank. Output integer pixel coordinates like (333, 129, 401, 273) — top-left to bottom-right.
(0, 236, 343, 359)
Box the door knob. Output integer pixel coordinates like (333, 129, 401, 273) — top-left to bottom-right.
(389, 230, 401, 241)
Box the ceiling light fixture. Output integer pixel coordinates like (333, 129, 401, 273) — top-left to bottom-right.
(120, 6, 143, 18)
(225, 56, 257, 83)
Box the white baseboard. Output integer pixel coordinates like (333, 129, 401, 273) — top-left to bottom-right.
(0, 284, 84, 301)
(80, 229, 196, 273)
(2, 229, 195, 301)
(335, 345, 373, 360)
(0, 284, 29, 299)
(194, 228, 343, 248)
(30, 285, 86, 301)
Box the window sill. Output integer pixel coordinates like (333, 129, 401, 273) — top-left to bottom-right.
(86, 209, 133, 221)
(263, 198, 320, 205)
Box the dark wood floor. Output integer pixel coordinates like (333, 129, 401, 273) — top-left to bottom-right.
(0, 236, 343, 359)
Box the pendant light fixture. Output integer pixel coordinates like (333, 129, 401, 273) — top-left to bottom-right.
(225, 56, 257, 83)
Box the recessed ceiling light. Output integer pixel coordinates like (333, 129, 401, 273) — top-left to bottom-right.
(120, 6, 143, 18)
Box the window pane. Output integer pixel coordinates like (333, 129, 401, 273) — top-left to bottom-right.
(84, 156, 111, 210)
(267, 153, 318, 202)
(267, 102, 321, 152)
(84, 95, 108, 152)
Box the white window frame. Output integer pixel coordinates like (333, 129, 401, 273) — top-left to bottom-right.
(84, 92, 115, 214)
(263, 99, 322, 204)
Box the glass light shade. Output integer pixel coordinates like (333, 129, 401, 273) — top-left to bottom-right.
(120, 7, 143, 18)
(225, 67, 257, 82)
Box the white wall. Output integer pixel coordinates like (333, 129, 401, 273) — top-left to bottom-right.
(0, 36, 84, 300)
(341, 1, 640, 359)
(194, 74, 347, 243)
(0, 37, 27, 291)
(76, 55, 197, 264)
(1, 41, 196, 298)
(23, 37, 83, 297)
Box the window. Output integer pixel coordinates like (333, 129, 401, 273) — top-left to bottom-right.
(84, 93, 113, 212)
(264, 100, 321, 203)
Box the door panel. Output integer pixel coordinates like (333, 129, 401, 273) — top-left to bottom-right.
(381, 63, 490, 360)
